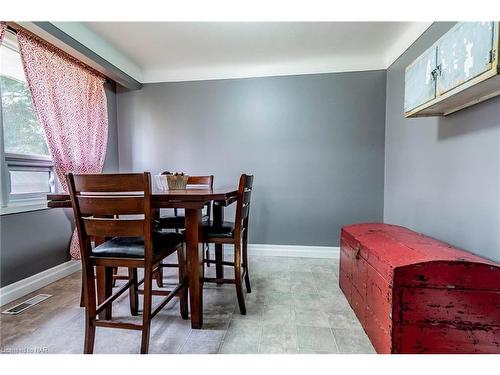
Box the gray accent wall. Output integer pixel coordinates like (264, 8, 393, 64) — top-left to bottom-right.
(0, 82, 119, 287)
(117, 71, 387, 247)
(0, 208, 74, 286)
(384, 22, 500, 262)
(103, 82, 119, 172)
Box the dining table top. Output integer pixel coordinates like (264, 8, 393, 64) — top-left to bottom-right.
(151, 187, 238, 201)
(46, 186, 239, 208)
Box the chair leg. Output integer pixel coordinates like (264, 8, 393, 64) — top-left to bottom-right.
(96, 266, 112, 320)
(177, 245, 189, 320)
(80, 281, 85, 307)
(83, 265, 96, 354)
(128, 268, 139, 316)
(215, 244, 224, 284)
(141, 265, 153, 354)
(155, 265, 164, 288)
(205, 243, 210, 267)
(103, 267, 114, 320)
(112, 267, 118, 287)
(84, 314, 96, 354)
(234, 242, 246, 315)
(242, 236, 251, 293)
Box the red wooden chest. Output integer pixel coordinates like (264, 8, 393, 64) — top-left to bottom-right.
(339, 223, 500, 354)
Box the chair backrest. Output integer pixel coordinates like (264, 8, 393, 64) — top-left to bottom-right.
(161, 172, 214, 189)
(235, 174, 254, 232)
(67, 172, 153, 261)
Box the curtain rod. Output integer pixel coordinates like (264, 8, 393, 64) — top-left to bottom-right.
(4, 22, 110, 84)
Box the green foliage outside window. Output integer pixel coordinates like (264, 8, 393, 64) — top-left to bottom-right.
(1, 75, 49, 156)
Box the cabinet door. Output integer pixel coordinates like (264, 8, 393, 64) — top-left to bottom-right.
(437, 22, 495, 95)
(404, 46, 437, 112)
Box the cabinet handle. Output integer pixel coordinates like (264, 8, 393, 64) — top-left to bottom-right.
(431, 65, 442, 81)
(436, 64, 442, 76)
(430, 68, 437, 81)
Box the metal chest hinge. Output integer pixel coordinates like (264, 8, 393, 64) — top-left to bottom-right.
(352, 244, 361, 260)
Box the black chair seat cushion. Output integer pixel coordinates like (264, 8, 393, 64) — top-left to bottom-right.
(92, 232, 184, 258)
(201, 221, 236, 238)
(156, 214, 210, 228)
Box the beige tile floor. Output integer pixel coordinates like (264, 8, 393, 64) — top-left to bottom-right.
(0, 255, 375, 354)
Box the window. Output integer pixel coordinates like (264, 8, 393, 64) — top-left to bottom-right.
(1, 30, 55, 209)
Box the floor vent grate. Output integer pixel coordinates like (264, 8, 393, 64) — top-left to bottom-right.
(2, 294, 52, 315)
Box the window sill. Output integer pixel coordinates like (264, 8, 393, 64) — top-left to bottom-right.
(0, 202, 51, 216)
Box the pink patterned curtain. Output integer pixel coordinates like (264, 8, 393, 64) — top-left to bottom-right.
(17, 30, 108, 260)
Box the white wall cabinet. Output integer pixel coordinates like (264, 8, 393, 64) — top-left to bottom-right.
(404, 22, 500, 117)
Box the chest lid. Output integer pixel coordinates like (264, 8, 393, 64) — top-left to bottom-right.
(341, 223, 500, 290)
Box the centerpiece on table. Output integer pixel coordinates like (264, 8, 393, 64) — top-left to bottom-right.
(164, 171, 189, 190)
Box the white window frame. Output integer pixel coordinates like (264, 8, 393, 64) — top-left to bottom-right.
(0, 29, 56, 213)
(4, 153, 55, 202)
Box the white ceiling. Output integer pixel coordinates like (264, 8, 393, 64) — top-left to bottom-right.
(83, 22, 432, 83)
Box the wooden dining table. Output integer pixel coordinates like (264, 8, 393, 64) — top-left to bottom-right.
(47, 186, 238, 329)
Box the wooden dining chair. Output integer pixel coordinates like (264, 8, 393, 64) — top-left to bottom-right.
(67, 172, 188, 354)
(154, 173, 214, 286)
(201, 174, 253, 314)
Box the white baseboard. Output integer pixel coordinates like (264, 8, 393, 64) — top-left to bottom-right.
(208, 243, 340, 259)
(0, 260, 81, 306)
